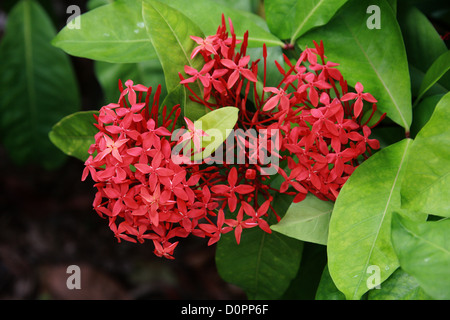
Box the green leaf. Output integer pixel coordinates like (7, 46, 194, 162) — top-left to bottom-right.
(410, 94, 444, 138)
(0, 0, 80, 169)
(368, 268, 433, 300)
(297, 0, 412, 131)
(327, 139, 416, 300)
(161, 0, 283, 47)
(398, 5, 448, 73)
(401, 92, 450, 217)
(415, 51, 450, 106)
(215, 193, 302, 299)
(315, 264, 346, 300)
(142, 0, 209, 120)
(271, 193, 333, 245)
(193, 107, 239, 159)
(265, 0, 348, 43)
(49, 111, 98, 162)
(391, 213, 450, 300)
(95, 59, 166, 103)
(53, 0, 156, 63)
(398, 4, 450, 96)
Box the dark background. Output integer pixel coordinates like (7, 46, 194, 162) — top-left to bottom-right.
(0, 0, 246, 300)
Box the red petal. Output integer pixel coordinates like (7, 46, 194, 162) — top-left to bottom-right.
(234, 184, 255, 194)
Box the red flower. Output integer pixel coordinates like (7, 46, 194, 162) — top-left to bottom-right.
(211, 167, 254, 212)
(220, 55, 257, 88)
(341, 82, 377, 117)
(225, 205, 257, 245)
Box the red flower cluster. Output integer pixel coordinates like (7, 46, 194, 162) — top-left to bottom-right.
(83, 80, 225, 259)
(179, 16, 384, 219)
(83, 16, 384, 259)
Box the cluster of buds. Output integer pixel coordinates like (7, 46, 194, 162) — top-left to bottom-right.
(83, 16, 384, 259)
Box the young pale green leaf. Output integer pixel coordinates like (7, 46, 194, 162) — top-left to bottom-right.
(414, 51, 450, 106)
(215, 193, 302, 299)
(192, 107, 239, 159)
(53, 0, 156, 63)
(368, 268, 433, 300)
(49, 111, 98, 162)
(328, 139, 416, 300)
(142, 0, 209, 120)
(271, 193, 333, 245)
(401, 92, 450, 217)
(0, 0, 80, 169)
(391, 213, 450, 300)
(161, 0, 283, 47)
(297, 0, 412, 131)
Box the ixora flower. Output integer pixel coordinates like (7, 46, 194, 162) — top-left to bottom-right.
(83, 15, 384, 259)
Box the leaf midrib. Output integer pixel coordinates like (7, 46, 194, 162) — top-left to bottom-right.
(396, 218, 450, 256)
(352, 139, 412, 299)
(290, 0, 324, 43)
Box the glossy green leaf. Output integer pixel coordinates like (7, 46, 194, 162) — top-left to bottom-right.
(53, 0, 156, 63)
(410, 94, 444, 138)
(266, 0, 348, 43)
(142, 0, 209, 120)
(49, 111, 98, 162)
(415, 51, 450, 106)
(368, 268, 433, 300)
(398, 4, 450, 96)
(271, 193, 333, 245)
(297, 0, 412, 131)
(391, 213, 450, 300)
(0, 0, 80, 169)
(161, 0, 283, 47)
(215, 193, 302, 299)
(401, 92, 450, 217)
(327, 139, 415, 300)
(192, 107, 239, 159)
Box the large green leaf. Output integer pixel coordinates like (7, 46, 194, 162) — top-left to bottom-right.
(297, 0, 412, 131)
(161, 0, 283, 47)
(368, 268, 433, 300)
(142, 0, 208, 120)
(49, 111, 98, 162)
(265, 0, 348, 43)
(415, 51, 450, 106)
(391, 213, 450, 300)
(53, 0, 156, 63)
(401, 92, 450, 217)
(271, 193, 333, 245)
(215, 193, 302, 299)
(327, 139, 416, 300)
(0, 0, 80, 169)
